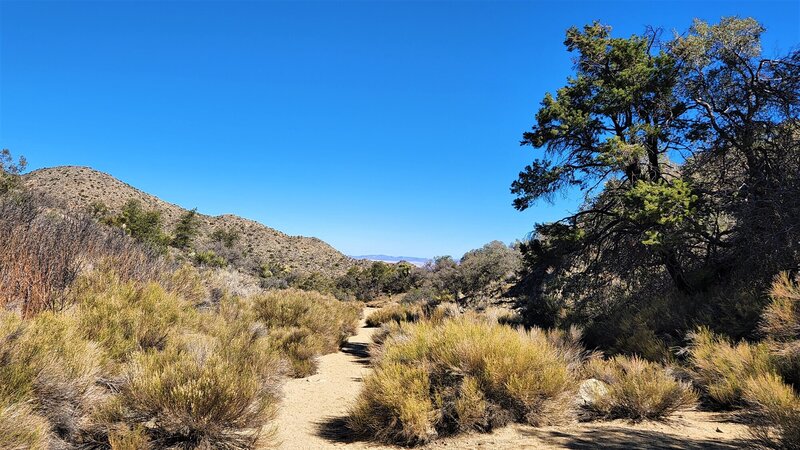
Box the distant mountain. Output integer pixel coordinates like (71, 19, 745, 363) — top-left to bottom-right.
(351, 255, 431, 267)
(24, 166, 356, 277)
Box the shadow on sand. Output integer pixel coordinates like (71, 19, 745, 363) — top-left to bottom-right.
(526, 426, 751, 449)
(316, 416, 366, 445)
(340, 341, 372, 366)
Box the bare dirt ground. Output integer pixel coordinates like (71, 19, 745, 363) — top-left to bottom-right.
(272, 309, 752, 449)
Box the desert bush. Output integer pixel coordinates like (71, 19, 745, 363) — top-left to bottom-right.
(250, 289, 362, 376)
(102, 199, 170, 252)
(108, 425, 151, 450)
(744, 373, 800, 450)
(205, 266, 262, 300)
(482, 306, 524, 326)
(365, 303, 423, 327)
(107, 336, 280, 450)
(252, 289, 361, 353)
(0, 194, 164, 316)
(211, 227, 240, 248)
(161, 264, 208, 306)
(583, 356, 697, 421)
(0, 310, 104, 443)
(0, 402, 50, 450)
(459, 241, 522, 297)
(194, 249, 227, 268)
(422, 256, 461, 301)
(762, 272, 800, 388)
(401, 286, 437, 305)
(545, 326, 599, 374)
(171, 208, 200, 249)
(427, 301, 460, 323)
(686, 327, 774, 407)
(336, 261, 422, 301)
(72, 272, 198, 366)
(267, 327, 325, 377)
(348, 317, 575, 445)
(0, 149, 26, 195)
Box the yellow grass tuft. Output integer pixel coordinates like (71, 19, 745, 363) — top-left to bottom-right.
(348, 317, 575, 445)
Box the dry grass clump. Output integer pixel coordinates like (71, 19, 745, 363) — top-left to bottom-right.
(251, 289, 362, 376)
(0, 310, 103, 442)
(583, 356, 697, 421)
(762, 272, 800, 387)
(72, 271, 199, 366)
(427, 301, 460, 323)
(105, 335, 280, 449)
(108, 425, 151, 450)
(686, 327, 774, 407)
(348, 317, 575, 445)
(0, 402, 51, 450)
(84, 284, 283, 449)
(743, 373, 800, 449)
(365, 303, 423, 327)
(481, 306, 524, 326)
(0, 268, 288, 450)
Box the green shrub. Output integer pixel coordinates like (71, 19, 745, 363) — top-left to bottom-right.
(0, 149, 26, 195)
(583, 356, 697, 421)
(687, 327, 774, 407)
(171, 208, 200, 249)
(103, 199, 169, 252)
(211, 227, 240, 248)
(744, 373, 800, 449)
(365, 303, 423, 327)
(194, 250, 227, 268)
(348, 317, 575, 445)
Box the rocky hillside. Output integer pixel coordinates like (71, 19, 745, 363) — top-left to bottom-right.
(23, 166, 355, 277)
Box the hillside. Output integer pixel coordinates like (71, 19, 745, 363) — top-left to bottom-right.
(23, 166, 355, 277)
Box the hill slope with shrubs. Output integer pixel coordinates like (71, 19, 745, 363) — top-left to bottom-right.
(23, 166, 355, 278)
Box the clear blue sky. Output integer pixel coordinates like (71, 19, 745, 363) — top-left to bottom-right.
(1, 1, 797, 258)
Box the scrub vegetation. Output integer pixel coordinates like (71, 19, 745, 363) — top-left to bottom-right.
(1, 12, 799, 450)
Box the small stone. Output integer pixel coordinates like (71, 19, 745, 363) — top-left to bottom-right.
(578, 378, 610, 406)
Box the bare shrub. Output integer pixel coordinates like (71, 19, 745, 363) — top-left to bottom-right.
(0, 195, 164, 316)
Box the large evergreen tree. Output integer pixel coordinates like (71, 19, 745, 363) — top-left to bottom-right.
(513, 18, 800, 345)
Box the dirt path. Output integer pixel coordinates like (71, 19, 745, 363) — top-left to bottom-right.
(272, 308, 752, 449)
(273, 307, 381, 450)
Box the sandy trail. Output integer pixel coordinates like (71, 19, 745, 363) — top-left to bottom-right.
(272, 308, 751, 449)
(273, 307, 381, 450)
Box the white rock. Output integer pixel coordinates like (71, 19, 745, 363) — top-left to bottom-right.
(578, 378, 609, 406)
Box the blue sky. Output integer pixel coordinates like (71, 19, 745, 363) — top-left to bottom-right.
(1, 1, 797, 258)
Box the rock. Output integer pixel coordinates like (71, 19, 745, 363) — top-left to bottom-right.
(579, 378, 610, 406)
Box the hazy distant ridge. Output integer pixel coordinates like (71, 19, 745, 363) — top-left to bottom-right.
(351, 255, 430, 267)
